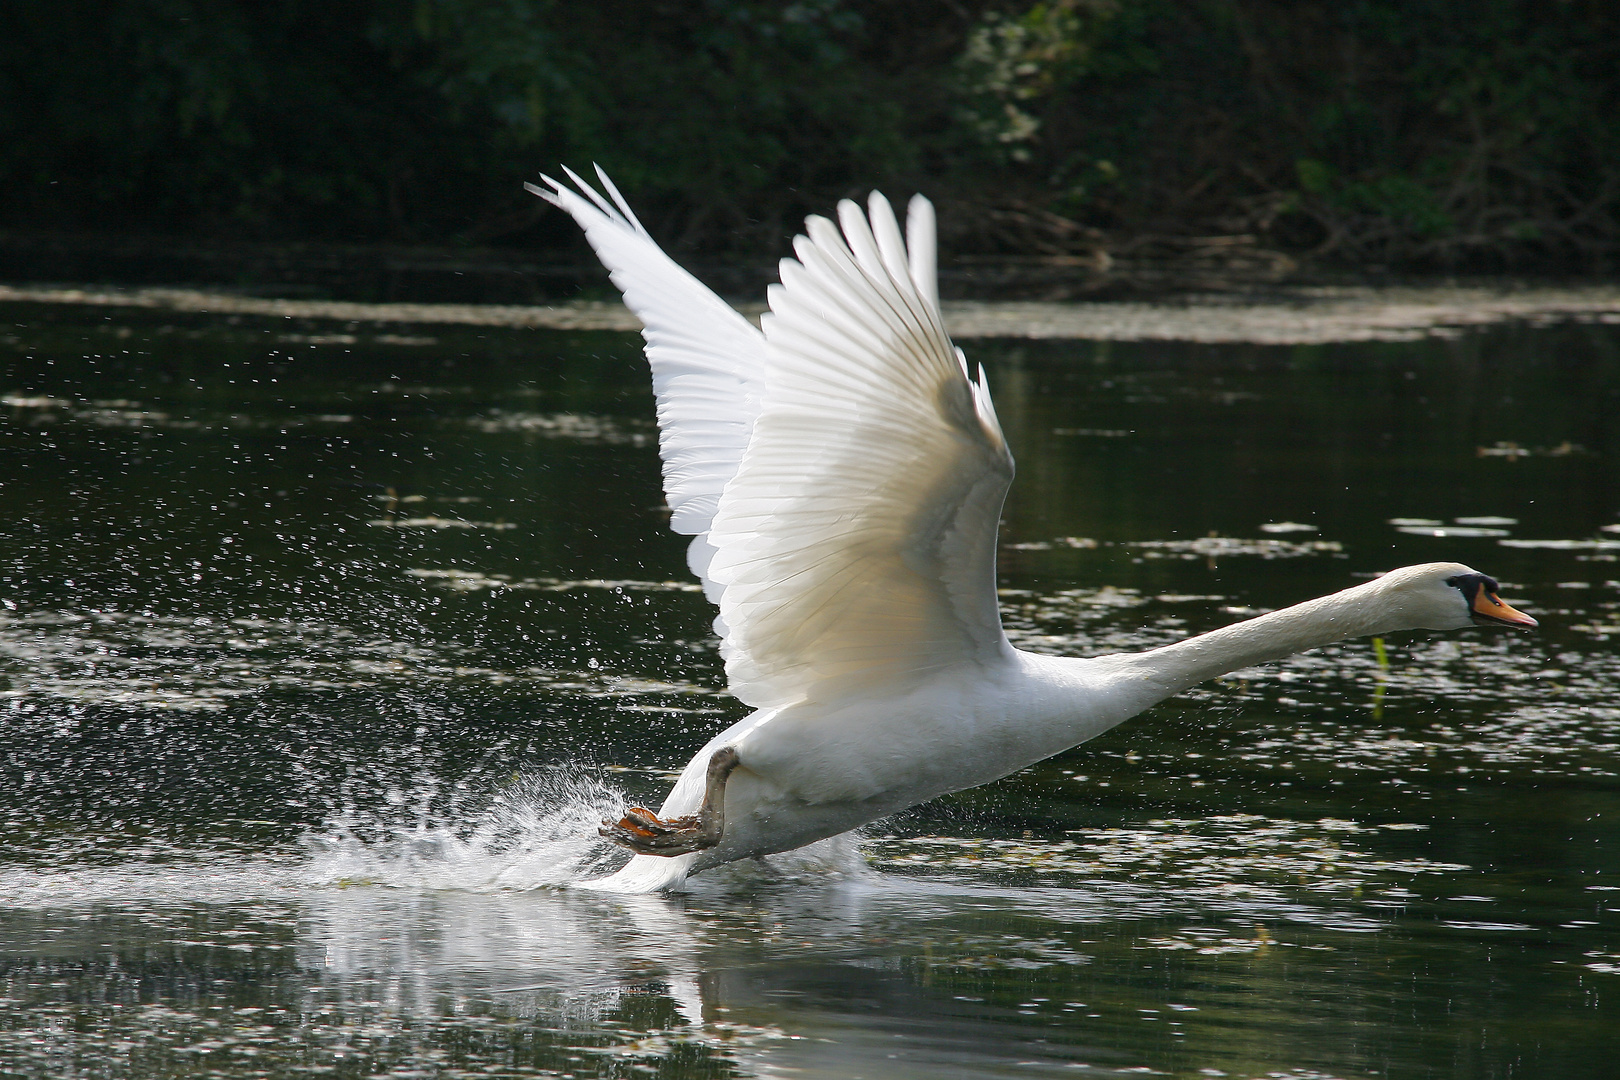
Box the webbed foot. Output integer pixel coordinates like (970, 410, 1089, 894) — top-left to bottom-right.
(600, 747, 740, 857)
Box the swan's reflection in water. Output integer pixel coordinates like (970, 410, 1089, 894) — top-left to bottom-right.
(302, 886, 709, 1026)
(293, 865, 1136, 1078)
(287, 832, 1424, 1079)
(2, 782, 1589, 1078)
(0, 811, 1607, 1078)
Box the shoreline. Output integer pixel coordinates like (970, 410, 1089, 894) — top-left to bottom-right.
(3, 281, 1618, 345)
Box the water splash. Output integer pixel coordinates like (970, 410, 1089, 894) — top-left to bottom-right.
(302, 767, 879, 895)
(301, 767, 631, 890)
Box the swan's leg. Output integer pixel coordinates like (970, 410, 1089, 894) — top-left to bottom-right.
(600, 747, 739, 856)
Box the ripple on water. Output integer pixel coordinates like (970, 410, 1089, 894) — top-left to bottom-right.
(0, 606, 722, 712)
(867, 814, 1463, 931)
(465, 410, 654, 445)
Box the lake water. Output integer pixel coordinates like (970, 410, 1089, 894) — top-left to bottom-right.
(2, 302, 1618, 1078)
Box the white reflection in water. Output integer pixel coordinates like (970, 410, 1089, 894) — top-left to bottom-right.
(297, 887, 710, 1027)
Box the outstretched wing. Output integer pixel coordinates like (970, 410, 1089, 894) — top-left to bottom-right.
(707, 194, 1016, 709)
(534, 173, 1016, 711)
(527, 168, 764, 602)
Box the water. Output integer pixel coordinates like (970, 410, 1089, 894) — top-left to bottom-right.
(2, 303, 1618, 1078)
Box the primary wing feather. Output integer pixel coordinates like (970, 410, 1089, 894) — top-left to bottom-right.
(706, 193, 1016, 709)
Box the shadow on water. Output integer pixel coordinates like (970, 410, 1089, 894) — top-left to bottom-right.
(2, 303, 1619, 1076)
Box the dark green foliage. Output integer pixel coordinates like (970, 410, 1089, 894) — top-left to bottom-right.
(2, 0, 1615, 270)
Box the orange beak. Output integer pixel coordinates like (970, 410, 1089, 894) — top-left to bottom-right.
(1472, 589, 1538, 628)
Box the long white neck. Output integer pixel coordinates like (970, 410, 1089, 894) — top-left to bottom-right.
(1094, 573, 1419, 715)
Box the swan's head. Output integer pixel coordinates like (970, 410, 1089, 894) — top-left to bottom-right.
(1373, 562, 1538, 631)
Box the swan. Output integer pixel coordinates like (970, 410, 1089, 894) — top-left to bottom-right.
(527, 168, 1537, 893)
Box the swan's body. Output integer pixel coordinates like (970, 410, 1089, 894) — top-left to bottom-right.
(529, 169, 1535, 893)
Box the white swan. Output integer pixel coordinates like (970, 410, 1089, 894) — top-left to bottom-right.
(527, 168, 1537, 893)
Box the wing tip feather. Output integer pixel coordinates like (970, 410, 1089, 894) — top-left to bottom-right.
(905, 195, 940, 312)
(525, 177, 563, 208)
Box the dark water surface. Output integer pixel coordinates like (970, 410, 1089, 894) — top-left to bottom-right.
(2, 304, 1619, 1078)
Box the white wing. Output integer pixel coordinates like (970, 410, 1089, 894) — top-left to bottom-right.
(708, 193, 1016, 709)
(534, 172, 1016, 711)
(527, 168, 764, 605)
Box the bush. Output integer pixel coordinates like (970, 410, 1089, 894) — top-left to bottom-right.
(2, 0, 1614, 271)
